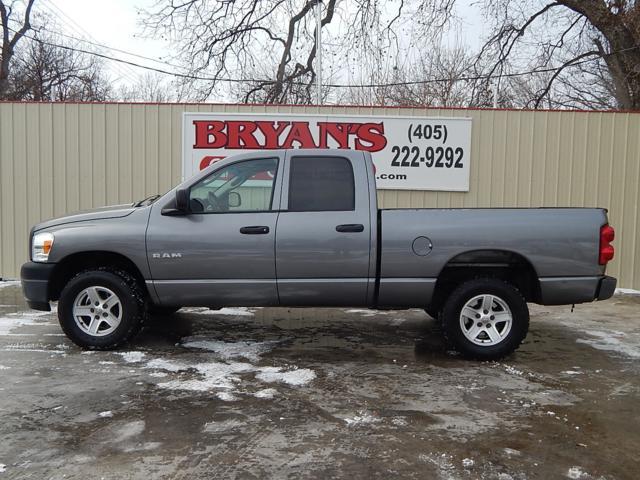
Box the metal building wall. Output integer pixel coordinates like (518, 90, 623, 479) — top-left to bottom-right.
(0, 102, 638, 289)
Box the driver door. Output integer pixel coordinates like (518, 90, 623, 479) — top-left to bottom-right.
(147, 154, 283, 307)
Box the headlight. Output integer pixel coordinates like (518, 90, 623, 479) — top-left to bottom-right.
(32, 232, 54, 262)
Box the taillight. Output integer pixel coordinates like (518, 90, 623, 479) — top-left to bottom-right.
(599, 224, 615, 265)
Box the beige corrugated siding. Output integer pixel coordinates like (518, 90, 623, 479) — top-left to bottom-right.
(0, 103, 638, 289)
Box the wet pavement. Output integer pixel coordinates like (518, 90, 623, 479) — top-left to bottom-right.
(0, 281, 639, 479)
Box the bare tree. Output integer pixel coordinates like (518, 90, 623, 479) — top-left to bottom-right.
(115, 72, 179, 102)
(0, 0, 36, 98)
(140, 0, 455, 104)
(141, 0, 640, 110)
(476, 0, 640, 109)
(8, 30, 111, 101)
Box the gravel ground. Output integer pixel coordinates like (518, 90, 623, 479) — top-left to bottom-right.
(0, 281, 639, 480)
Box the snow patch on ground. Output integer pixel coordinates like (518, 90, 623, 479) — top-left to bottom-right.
(615, 288, 640, 295)
(0, 280, 20, 289)
(567, 466, 590, 479)
(561, 370, 583, 375)
(390, 318, 406, 326)
(182, 307, 255, 316)
(112, 420, 146, 443)
(0, 365, 9, 370)
(98, 411, 113, 418)
(203, 419, 243, 434)
(116, 351, 147, 363)
(462, 458, 474, 468)
(157, 361, 255, 392)
(253, 388, 278, 399)
(0, 315, 46, 335)
(345, 309, 377, 316)
(503, 448, 521, 456)
(342, 410, 381, 427)
(216, 391, 238, 402)
(181, 337, 277, 362)
(255, 367, 316, 386)
(419, 453, 456, 473)
(577, 330, 640, 358)
(152, 359, 315, 396)
(0, 463, 5, 473)
(145, 358, 189, 372)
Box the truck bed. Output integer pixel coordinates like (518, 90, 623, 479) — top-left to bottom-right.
(376, 208, 608, 307)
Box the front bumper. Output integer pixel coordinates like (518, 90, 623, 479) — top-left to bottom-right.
(20, 262, 56, 311)
(538, 275, 617, 305)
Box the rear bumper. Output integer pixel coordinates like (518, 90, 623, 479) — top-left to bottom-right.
(20, 262, 56, 311)
(595, 275, 617, 301)
(538, 275, 617, 305)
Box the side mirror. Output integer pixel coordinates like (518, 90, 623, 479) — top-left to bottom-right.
(228, 191, 242, 208)
(176, 188, 189, 211)
(161, 188, 190, 216)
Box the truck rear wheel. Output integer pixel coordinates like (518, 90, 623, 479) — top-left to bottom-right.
(58, 269, 147, 350)
(440, 278, 529, 360)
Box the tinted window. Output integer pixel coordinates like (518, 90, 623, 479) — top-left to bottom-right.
(189, 158, 277, 213)
(288, 156, 355, 211)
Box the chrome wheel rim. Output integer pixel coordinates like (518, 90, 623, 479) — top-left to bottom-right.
(459, 294, 512, 346)
(72, 286, 123, 337)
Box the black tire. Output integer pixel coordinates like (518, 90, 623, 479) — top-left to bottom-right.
(149, 305, 181, 316)
(440, 278, 529, 360)
(58, 268, 147, 350)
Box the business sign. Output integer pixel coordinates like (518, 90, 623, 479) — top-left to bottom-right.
(182, 112, 472, 191)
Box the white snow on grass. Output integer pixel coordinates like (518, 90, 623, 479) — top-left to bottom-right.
(255, 366, 316, 386)
(577, 330, 640, 358)
(116, 351, 147, 363)
(0, 280, 20, 289)
(181, 337, 278, 362)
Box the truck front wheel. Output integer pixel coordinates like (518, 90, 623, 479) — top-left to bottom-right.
(440, 278, 529, 360)
(58, 269, 147, 350)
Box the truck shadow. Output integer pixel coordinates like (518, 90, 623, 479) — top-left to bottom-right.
(136, 306, 623, 369)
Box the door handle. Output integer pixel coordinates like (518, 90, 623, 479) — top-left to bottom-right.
(240, 226, 270, 235)
(336, 224, 364, 233)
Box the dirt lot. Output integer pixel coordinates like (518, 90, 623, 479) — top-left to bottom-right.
(0, 281, 639, 480)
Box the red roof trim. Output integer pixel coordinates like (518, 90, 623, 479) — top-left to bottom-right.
(0, 100, 637, 114)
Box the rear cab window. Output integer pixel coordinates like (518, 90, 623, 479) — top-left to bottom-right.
(288, 156, 355, 212)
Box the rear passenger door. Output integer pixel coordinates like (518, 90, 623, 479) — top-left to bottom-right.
(275, 151, 372, 306)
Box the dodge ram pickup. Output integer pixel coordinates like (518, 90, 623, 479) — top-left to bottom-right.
(21, 149, 617, 359)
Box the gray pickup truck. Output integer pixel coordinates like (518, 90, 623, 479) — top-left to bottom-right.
(21, 149, 617, 359)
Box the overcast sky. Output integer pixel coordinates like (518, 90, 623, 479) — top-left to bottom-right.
(39, 0, 485, 97)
